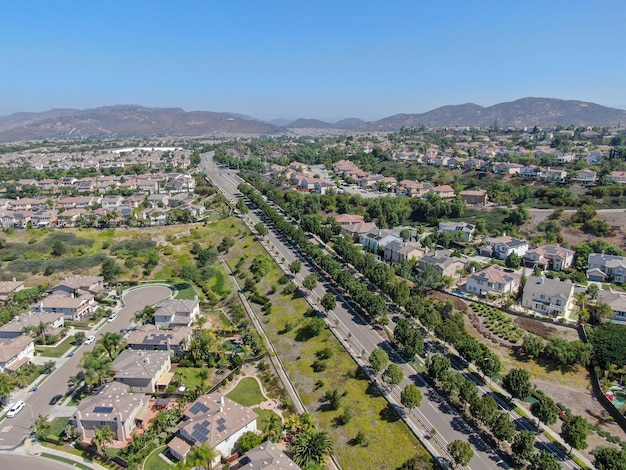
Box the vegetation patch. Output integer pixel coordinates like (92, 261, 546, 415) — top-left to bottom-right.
(35, 335, 76, 358)
(514, 316, 559, 340)
(227, 377, 265, 407)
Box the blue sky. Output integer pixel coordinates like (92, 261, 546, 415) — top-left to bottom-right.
(2, 0, 625, 121)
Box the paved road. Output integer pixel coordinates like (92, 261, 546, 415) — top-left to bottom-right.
(0, 453, 74, 470)
(201, 154, 505, 469)
(0, 285, 171, 451)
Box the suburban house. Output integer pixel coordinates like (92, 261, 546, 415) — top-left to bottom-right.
(437, 221, 476, 242)
(359, 229, 402, 254)
(587, 253, 626, 283)
(51, 276, 105, 297)
(232, 441, 301, 470)
(596, 288, 626, 322)
(0, 312, 64, 339)
(0, 335, 34, 373)
(417, 253, 467, 281)
(429, 185, 455, 199)
(153, 297, 200, 328)
(341, 222, 378, 241)
(0, 279, 24, 303)
(168, 393, 258, 464)
(521, 276, 575, 317)
(465, 265, 521, 296)
(480, 236, 530, 260)
(493, 162, 523, 175)
(523, 244, 575, 271)
(37, 293, 95, 321)
(112, 350, 172, 394)
(334, 214, 365, 226)
(540, 168, 568, 182)
(459, 189, 488, 205)
(395, 180, 432, 198)
(71, 382, 150, 442)
(383, 240, 425, 264)
(126, 325, 192, 356)
(605, 171, 626, 185)
(573, 169, 598, 185)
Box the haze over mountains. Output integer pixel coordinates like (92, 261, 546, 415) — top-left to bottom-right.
(0, 97, 625, 141)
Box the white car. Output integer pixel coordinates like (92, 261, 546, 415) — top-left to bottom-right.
(6, 400, 25, 418)
(107, 313, 117, 323)
(84, 335, 96, 345)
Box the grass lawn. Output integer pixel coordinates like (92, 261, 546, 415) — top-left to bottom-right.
(143, 445, 172, 470)
(171, 281, 197, 299)
(36, 335, 76, 358)
(253, 408, 280, 432)
(175, 367, 211, 389)
(227, 377, 265, 407)
(47, 417, 69, 438)
(39, 452, 92, 470)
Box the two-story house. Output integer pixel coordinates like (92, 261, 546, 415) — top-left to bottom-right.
(465, 265, 521, 296)
(438, 221, 476, 242)
(521, 276, 575, 317)
(480, 236, 530, 261)
(523, 244, 575, 272)
(587, 253, 626, 283)
(153, 297, 199, 328)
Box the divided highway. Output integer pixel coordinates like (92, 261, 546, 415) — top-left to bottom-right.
(201, 153, 507, 469)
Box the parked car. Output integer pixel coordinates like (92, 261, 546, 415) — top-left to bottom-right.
(84, 335, 96, 345)
(107, 313, 117, 323)
(6, 401, 25, 418)
(49, 394, 63, 405)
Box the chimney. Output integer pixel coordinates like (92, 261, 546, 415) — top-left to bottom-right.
(220, 396, 225, 406)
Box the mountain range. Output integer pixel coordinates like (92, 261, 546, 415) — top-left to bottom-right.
(0, 97, 625, 141)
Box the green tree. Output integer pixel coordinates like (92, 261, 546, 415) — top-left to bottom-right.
(254, 222, 268, 237)
(400, 384, 422, 410)
(74, 331, 86, 344)
(81, 352, 115, 386)
(99, 332, 124, 360)
(186, 442, 218, 469)
(383, 363, 404, 388)
(369, 348, 389, 374)
(521, 334, 544, 359)
(512, 430, 536, 464)
(561, 415, 590, 453)
(528, 450, 561, 470)
(448, 440, 473, 467)
(302, 273, 318, 291)
(502, 368, 532, 400)
(51, 240, 66, 257)
(531, 394, 558, 426)
(290, 428, 333, 469)
(263, 413, 282, 443)
(593, 447, 626, 470)
(237, 431, 262, 453)
(426, 354, 451, 381)
(34, 414, 51, 440)
(470, 395, 498, 425)
(289, 260, 302, 275)
(505, 252, 521, 269)
(101, 258, 122, 284)
(490, 412, 516, 442)
(399, 454, 432, 470)
(0, 373, 15, 405)
(394, 318, 424, 358)
(320, 293, 336, 312)
(91, 425, 114, 455)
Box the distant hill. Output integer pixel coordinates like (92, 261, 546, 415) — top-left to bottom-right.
(1, 98, 625, 141)
(364, 98, 626, 130)
(0, 105, 276, 141)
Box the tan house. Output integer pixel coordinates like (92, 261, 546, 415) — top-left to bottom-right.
(465, 265, 521, 296)
(37, 293, 95, 320)
(521, 276, 575, 318)
(0, 279, 24, 303)
(112, 350, 172, 393)
(71, 382, 150, 442)
(126, 325, 192, 356)
(168, 393, 258, 464)
(383, 240, 425, 264)
(0, 335, 35, 373)
(459, 189, 488, 205)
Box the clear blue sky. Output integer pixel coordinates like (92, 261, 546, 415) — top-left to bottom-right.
(2, 0, 625, 121)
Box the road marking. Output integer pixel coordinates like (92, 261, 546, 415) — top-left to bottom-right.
(0, 425, 13, 433)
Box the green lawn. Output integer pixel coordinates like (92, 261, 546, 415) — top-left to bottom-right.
(39, 453, 92, 470)
(143, 445, 172, 470)
(171, 281, 197, 299)
(47, 417, 69, 438)
(175, 367, 210, 389)
(227, 377, 265, 407)
(253, 408, 281, 432)
(36, 335, 76, 358)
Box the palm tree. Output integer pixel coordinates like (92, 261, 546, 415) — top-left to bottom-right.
(91, 425, 114, 456)
(34, 414, 51, 440)
(186, 442, 218, 469)
(290, 428, 334, 469)
(81, 352, 115, 387)
(99, 332, 124, 360)
(197, 367, 211, 387)
(263, 413, 283, 443)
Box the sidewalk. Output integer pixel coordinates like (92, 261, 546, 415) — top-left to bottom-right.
(13, 437, 109, 470)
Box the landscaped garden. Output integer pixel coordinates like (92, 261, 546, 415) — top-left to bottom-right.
(35, 334, 76, 358)
(470, 302, 524, 343)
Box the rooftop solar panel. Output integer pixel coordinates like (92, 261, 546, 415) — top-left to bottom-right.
(93, 406, 114, 414)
